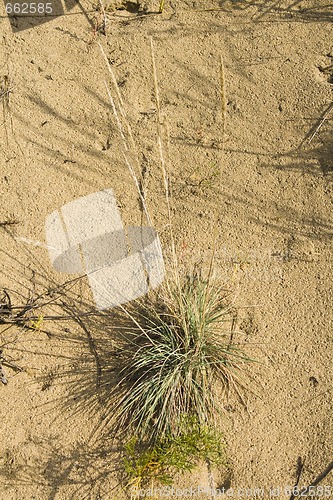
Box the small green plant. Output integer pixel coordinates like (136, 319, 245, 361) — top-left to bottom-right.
(123, 416, 227, 493)
(107, 271, 254, 441)
(189, 162, 220, 189)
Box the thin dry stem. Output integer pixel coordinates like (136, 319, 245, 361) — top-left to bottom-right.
(219, 54, 227, 147)
(308, 101, 333, 144)
(150, 37, 180, 294)
(99, 43, 142, 170)
(201, 54, 227, 334)
(206, 55, 227, 284)
(98, 43, 152, 226)
(97, 0, 107, 35)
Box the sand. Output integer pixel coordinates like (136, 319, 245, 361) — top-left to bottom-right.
(0, 0, 332, 498)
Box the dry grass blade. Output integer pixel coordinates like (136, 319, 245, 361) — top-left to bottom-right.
(98, 42, 152, 227)
(150, 36, 182, 305)
(307, 101, 333, 144)
(150, 38, 173, 236)
(299, 101, 333, 149)
(0, 88, 11, 101)
(97, 0, 107, 34)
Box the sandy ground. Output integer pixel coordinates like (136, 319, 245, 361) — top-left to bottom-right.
(0, 0, 332, 498)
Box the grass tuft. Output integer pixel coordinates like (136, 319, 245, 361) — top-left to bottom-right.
(106, 271, 254, 441)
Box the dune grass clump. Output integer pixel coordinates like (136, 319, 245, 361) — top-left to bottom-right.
(107, 271, 253, 441)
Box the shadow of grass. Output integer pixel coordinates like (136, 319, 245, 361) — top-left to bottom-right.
(0, 265, 134, 498)
(216, 0, 333, 23)
(0, 433, 124, 499)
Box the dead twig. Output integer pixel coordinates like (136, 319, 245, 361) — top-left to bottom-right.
(0, 289, 12, 316)
(0, 350, 8, 385)
(290, 457, 305, 500)
(0, 349, 23, 385)
(290, 459, 333, 498)
(298, 460, 333, 496)
(0, 220, 19, 227)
